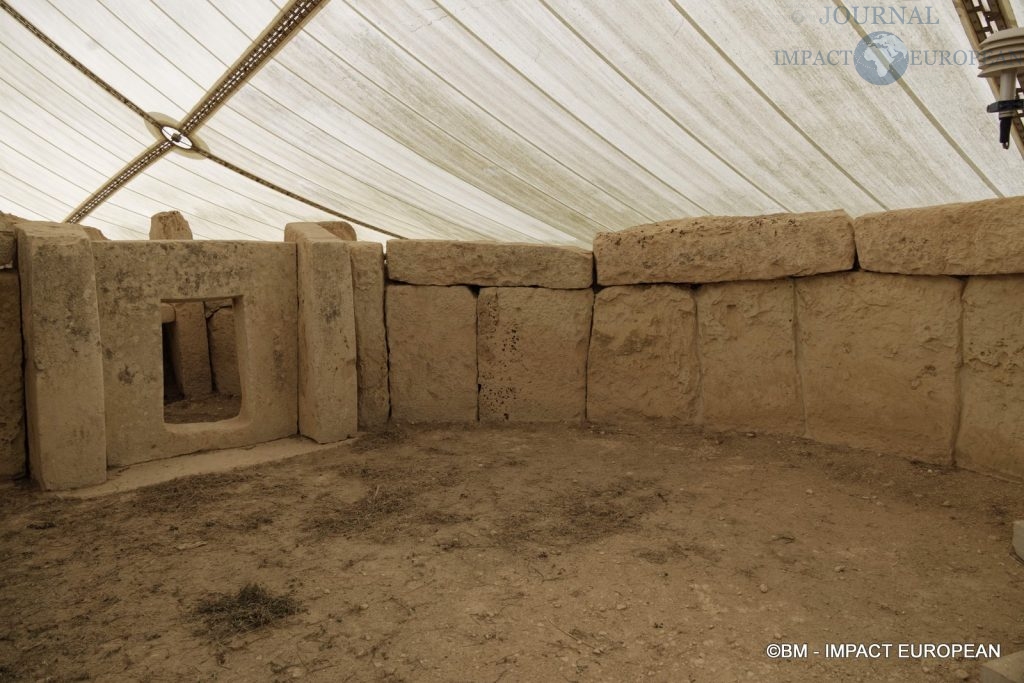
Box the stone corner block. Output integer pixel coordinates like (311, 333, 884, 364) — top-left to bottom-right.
(386, 239, 593, 288)
(0, 271, 25, 478)
(981, 650, 1024, 683)
(594, 210, 854, 285)
(349, 242, 389, 430)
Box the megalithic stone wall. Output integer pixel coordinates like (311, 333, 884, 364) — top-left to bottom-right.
(0, 214, 24, 479)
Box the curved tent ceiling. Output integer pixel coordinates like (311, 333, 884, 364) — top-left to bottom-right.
(1, 0, 1023, 245)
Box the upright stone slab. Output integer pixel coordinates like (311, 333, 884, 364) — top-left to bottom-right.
(796, 272, 961, 463)
(956, 276, 1024, 479)
(587, 285, 699, 422)
(1, 213, 20, 269)
(478, 287, 593, 422)
(150, 212, 212, 398)
(349, 242, 389, 429)
(856, 197, 1024, 275)
(387, 240, 593, 288)
(167, 302, 213, 398)
(697, 280, 803, 434)
(208, 308, 241, 396)
(594, 210, 854, 285)
(83, 227, 108, 241)
(386, 285, 477, 422)
(0, 271, 25, 478)
(17, 224, 106, 490)
(287, 224, 358, 443)
(150, 210, 193, 240)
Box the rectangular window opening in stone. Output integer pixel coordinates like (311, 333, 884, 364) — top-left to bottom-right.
(161, 297, 242, 424)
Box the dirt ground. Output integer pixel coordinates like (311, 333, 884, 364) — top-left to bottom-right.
(1, 424, 1022, 682)
(164, 394, 242, 424)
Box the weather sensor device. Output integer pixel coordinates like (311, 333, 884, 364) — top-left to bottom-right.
(979, 27, 1024, 149)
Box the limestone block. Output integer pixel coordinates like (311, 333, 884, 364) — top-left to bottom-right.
(166, 302, 213, 398)
(1, 213, 20, 269)
(856, 197, 1024, 275)
(594, 210, 854, 285)
(478, 287, 593, 422)
(92, 241, 297, 466)
(208, 308, 241, 396)
(587, 285, 699, 422)
(349, 242, 390, 429)
(386, 285, 477, 422)
(0, 272, 25, 478)
(320, 221, 356, 241)
(160, 303, 175, 323)
(386, 240, 593, 288)
(83, 227, 108, 241)
(285, 221, 356, 242)
(981, 650, 1024, 683)
(1014, 521, 1024, 563)
(956, 276, 1024, 479)
(17, 224, 106, 490)
(697, 280, 803, 433)
(150, 211, 193, 240)
(796, 272, 961, 463)
(287, 224, 358, 443)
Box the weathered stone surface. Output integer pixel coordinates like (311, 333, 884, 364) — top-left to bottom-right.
(386, 285, 477, 422)
(0, 272, 25, 478)
(697, 280, 802, 433)
(92, 241, 297, 466)
(285, 221, 356, 242)
(478, 287, 592, 422)
(981, 650, 1024, 683)
(349, 242, 389, 429)
(1015, 521, 1024, 563)
(594, 210, 854, 285)
(856, 197, 1024, 275)
(320, 221, 357, 241)
(287, 224, 358, 443)
(956, 276, 1024, 479)
(17, 224, 106, 490)
(160, 303, 176, 323)
(166, 302, 213, 398)
(150, 211, 193, 240)
(1, 213, 22, 269)
(83, 226, 109, 241)
(387, 240, 593, 288)
(587, 285, 698, 422)
(796, 272, 961, 463)
(208, 308, 241, 396)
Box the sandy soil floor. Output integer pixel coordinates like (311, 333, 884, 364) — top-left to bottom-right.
(1, 424, 1022, 682)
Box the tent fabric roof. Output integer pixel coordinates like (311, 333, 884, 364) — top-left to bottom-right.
(2, 0, 1023, 245)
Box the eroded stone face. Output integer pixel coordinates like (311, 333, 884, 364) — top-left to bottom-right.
(0, 271, 25, 478)
(386, 240, 593, 289)
(956, 276, 1024, 479)
(796, 272, 961, 463)
(594, 210, 854, 285)
(149, 211, 193, 240)
(92, 240, 298, 466)
(288, 225, 358, 443)
(208, 308, 241, 396)
(697, 280, 803, 434)
(386, 285, 477, 423)
(587, 285, 698, 422)
(349, 242, 389, 429)
(166, 302, 212, 399)
(17, 224, 106, 490)
(855, 197, 1024, 275)
(478, 287, 592, 422)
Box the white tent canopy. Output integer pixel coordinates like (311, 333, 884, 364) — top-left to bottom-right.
(2, 0, 1023, 245)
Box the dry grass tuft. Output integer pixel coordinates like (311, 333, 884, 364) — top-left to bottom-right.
(193, 583, 301, 640)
